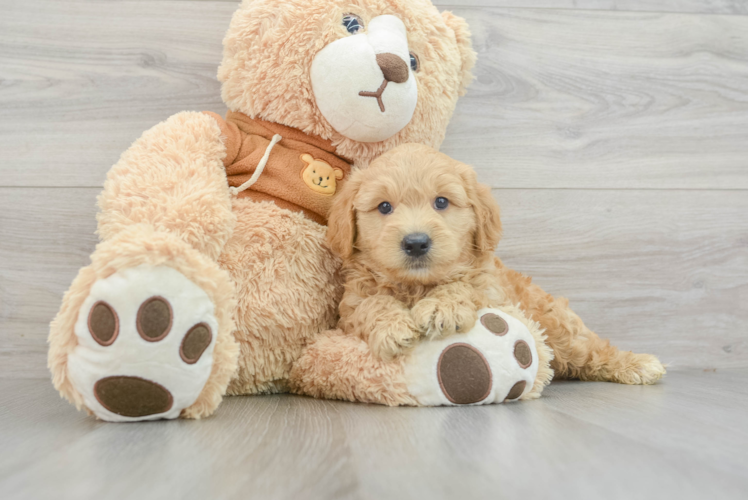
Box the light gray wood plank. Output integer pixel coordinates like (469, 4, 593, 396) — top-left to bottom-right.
(188, 0, 748, 16)
(0, 0, 232, 188)
(2, 2, 748, 189)
(441, 7, 748, 189)
(435, 1, 748, 15)
(1, 372, 747, 500)
(543, 370, 748, 477)
(1, 186, 746, 379)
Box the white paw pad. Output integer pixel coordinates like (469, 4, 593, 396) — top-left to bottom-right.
(68, 265, 217, 421)
(403, 308, 539, 406)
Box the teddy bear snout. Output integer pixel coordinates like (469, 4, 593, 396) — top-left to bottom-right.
(376, 53, 409, 84)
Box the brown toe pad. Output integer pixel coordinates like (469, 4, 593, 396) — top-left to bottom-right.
(504, 380, 527, 401)
(137, 296, 173, 342)
(180, 323, 212, 364)
(88, 301, 119, 346)
(514, 340, 533, 368)
(481, 313, 508, 336)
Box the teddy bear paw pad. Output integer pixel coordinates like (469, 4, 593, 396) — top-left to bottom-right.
(68, 265, 217, 422)
(403, 308, 539, 406)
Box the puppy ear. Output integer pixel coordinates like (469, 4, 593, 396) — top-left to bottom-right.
(442, 11, 477, 96)
(326, 173, 362, 259)
(473, 182, 502, 253)
(458, 165, 501, 253)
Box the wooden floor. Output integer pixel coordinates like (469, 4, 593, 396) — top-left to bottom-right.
(1, 370, 746, 500)
(1, 0, 748, 498)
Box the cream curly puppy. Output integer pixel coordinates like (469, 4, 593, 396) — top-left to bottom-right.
(327, 143, 666, 385)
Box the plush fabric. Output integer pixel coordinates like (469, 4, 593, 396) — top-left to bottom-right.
(50, 224, 239, 420)
(205, 111, 353, 225)
(219, 0, 476, 166)
(48, 0, 477, 420)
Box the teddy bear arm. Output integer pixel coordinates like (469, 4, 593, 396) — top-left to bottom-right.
(97, 111, 236, 260)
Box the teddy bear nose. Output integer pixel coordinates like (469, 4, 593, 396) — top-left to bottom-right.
(401, 233, 431, 258)
(376, 53, 409, 84)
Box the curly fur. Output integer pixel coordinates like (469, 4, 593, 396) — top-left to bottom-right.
(297, 144, 665, 405)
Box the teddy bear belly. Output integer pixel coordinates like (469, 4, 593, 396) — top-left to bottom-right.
(403, 308, 540, 406)
(219, 197, 344, 395)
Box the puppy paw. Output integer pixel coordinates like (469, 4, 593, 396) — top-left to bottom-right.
(411, 297, 477, 340)
(615, 353, 667, 385)
(369, 324, 420, 362)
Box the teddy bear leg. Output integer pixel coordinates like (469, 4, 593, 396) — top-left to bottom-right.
(291, 306, 553, 407)
(289, 330, 418, 406)
(217, 199, 344, 396)
(49, 112, 240, 420)
(401, 305, 553, 406)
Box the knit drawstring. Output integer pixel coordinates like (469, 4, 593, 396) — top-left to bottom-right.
(229, 134, 282, 196)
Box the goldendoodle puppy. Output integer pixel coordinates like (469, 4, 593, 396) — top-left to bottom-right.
(326, 143, 666, 385)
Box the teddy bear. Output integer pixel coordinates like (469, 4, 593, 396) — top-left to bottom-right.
(48, 0, 477, 421)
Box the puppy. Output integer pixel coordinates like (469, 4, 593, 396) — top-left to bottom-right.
(326, 143, 666, 385)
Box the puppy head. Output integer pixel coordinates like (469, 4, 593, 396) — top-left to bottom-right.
(327, 143, 501, 284)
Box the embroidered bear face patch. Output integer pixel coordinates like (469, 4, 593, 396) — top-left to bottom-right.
(300, 154, 344, 195)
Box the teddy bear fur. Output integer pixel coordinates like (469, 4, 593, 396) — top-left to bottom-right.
(290, 303, 553, 406)
(48, 0, 477, 418)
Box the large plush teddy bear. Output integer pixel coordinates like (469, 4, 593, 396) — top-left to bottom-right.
(48, 0, 477, 421)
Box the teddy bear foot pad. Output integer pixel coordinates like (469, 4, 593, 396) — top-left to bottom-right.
(68, 265, 218, 421)
(403, 308, 540, 406)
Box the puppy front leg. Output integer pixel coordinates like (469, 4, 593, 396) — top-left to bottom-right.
(343, 296, 421, 361)
(411, 282, 481, 340)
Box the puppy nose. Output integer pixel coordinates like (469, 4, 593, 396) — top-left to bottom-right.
(401, 233, 431, 258)
(376, 53, 409, 84)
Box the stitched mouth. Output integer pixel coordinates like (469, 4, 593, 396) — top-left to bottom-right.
(359, 80, 388, 113)
(313, 179, 329, 188)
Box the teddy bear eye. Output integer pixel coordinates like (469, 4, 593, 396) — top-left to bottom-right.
(343, 14, 364, 34)
(409, 52, 420, 72)
(434, 197, 449, 210)
(378, 202, 393, 215)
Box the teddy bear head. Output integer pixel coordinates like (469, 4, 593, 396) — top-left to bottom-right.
(218, 0, 476, 166)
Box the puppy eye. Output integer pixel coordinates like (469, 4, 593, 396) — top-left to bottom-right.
(343, 14, 364, 34)
(434, 197, 449, 210)
(409, 52, 420, 72)
(378, 201, 393, 215)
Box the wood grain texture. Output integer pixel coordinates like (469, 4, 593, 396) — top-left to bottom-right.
(435, 0, 748, 15)
(441, 7, 748, 189)
(1, 372, 747, 500)
(197, 0, 748, 16)
(1, 187, 746, 378)
(2, 1, 748, 188)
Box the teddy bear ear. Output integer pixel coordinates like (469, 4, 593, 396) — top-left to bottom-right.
(335, 169, 344, 180)
(301, 153, 314, 164)
(441, 11, 478, 96)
